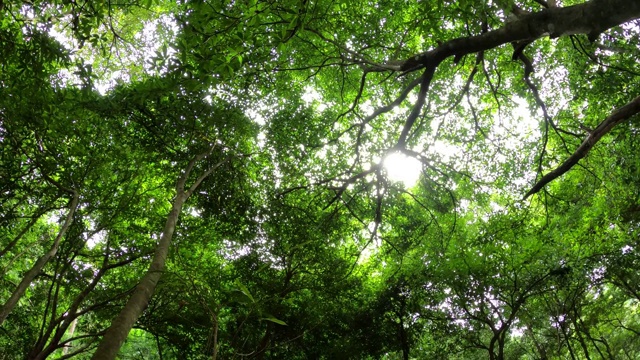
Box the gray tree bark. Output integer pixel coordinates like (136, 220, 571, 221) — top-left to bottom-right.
(91, 150, 229, 360)
(0, 191, 79, 325)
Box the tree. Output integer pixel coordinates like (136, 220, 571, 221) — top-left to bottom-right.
(2, 0, 640, 358)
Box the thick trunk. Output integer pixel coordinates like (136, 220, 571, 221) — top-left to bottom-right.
(0, 193, 79, 325)
(90, 192, 187, 360)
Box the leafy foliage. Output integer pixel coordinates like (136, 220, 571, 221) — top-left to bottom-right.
(2, 0, 640, 359)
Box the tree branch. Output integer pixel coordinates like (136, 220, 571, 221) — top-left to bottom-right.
(395, 0, 640, 74)
(524, 94, 640, 198)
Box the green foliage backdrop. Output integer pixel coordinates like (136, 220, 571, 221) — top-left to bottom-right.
(1, 0, 640, 359)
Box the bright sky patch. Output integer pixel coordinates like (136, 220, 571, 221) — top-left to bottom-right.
(383, 152, 422, 187)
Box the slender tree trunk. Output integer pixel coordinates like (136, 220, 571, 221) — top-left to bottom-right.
(255, 324, 272, 360)
(63, 318, 78, 355)
(560, 322, 577, 360)
(0, 205, 53, 259)
(571, 316, 592, 360)
(155, 333, 164, 360)
(0, 192, 79, 325)
(29, 251, 130, 360)
(91, 150, 228, 360)
(497, 335, 505, 360)
(91, 192, 188, 360)
(488, 339, 496, 360)
(527, 325, 548, 360)
(398, 316, 409, 360)
(210, 315, 219, 360)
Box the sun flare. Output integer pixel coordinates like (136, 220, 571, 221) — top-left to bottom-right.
(382, 152, 422, 187)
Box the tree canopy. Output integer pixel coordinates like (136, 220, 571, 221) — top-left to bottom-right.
(2, 0, 640, 359)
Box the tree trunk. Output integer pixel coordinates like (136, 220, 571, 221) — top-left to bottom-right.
(91, 150, 228, 360)
(28, 252, 131, 360)
(90, 192, 188, 360)
(0, 205, 53, 260)
(398, 315, 409, 360)
(255, 324, 272, 360)
(0, 192, 79, 325)
(209, 309, 220, 360)
(63, 318, 78, 355)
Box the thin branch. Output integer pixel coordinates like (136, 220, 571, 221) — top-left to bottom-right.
(571, 35, 640, 77)
(532, 0, 550, 8)
(325, 166, 379, 209)
(435, 51, 483, 117)
(186, 154, 233, 196)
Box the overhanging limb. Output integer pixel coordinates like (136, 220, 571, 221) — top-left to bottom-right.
(524, 95, 640, 199)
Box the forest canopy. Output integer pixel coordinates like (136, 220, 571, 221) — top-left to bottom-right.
(2, 0, 640, 359)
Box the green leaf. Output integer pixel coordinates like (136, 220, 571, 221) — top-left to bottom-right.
(261, 317, 287, 326)
(233, 278, 255, 303)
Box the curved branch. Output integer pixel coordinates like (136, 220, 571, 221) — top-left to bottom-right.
(397, 67, 436, 147)
(524, 94, 640, 198)
(395, 0, 640, 75)
(0, 190, 79, 325)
